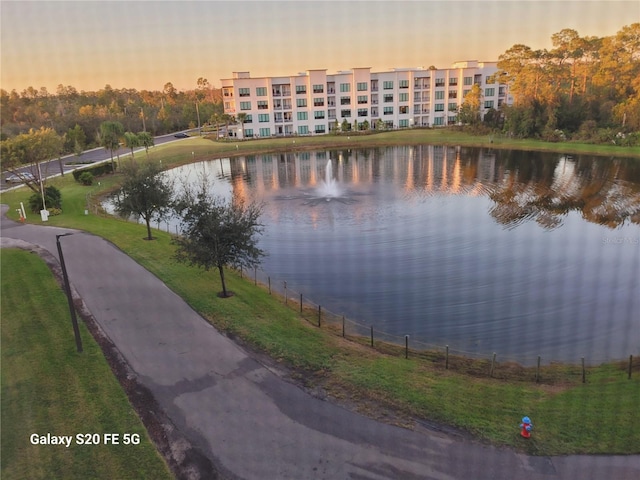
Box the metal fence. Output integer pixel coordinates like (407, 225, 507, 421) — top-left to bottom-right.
(239, 266, 638, 385)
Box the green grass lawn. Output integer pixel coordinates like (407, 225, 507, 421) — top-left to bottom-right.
(2, 131, 639, 456)
(0, 249, 172, 480)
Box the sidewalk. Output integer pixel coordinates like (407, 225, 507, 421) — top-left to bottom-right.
(2, 207, 638, 480)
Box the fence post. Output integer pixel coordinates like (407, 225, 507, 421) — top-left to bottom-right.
(268, 277, 271, 295)
(629, 355, 633, 380)
(536, 355, 541, 383)
(342, 316, 345, 338)
(284, 281, 287, 305)
(370, 326, 374, 348)
(490, 352, 496, 378)
(254, 267, 257, 285)
(318, 305, 321, 327)
(445, 345, 449, 370)
(300, 294, 303, 313)
(405, 335, 409, 359)
(581, 357, 586, 383)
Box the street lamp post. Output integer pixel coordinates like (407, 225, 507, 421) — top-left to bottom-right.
(56, 233, 83, 352)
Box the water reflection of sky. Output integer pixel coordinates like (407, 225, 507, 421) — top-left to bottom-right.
(136, 146, 640, 364)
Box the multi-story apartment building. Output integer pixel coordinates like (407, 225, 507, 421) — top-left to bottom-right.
(220, 61, 512, 138)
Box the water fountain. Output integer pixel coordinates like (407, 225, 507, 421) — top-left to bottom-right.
(317, 160, 339, 198)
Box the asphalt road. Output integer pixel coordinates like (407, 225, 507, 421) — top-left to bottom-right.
(1, 206, 639, 480)
(1, 131, 194, 192)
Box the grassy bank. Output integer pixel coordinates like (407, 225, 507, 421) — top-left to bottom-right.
(2, 132, 639, 456)
(0, 249, 172, 480)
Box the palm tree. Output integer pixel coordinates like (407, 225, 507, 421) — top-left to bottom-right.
(236, 113, 247, 139)
(137, 131, 154, 158)
(221, 114, 234, 140)
(123, 132, 140, 163)
(210, 113, 221, 141)
(99, 121, 124, 171)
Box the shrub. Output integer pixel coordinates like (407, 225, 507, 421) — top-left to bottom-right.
(78, 171, 94, 185)
(72, 163, 116, 182)
(28, 185, 62, 213)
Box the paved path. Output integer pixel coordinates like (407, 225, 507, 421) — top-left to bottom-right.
(2, 206, 638, 480)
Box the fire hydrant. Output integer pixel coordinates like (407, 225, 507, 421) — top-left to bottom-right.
(520, 416, 533, 438)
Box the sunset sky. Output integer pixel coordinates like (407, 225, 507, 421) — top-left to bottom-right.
(1, 0, 637, 93)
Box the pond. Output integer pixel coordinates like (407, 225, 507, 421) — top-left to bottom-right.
(110, 146, 640, 365)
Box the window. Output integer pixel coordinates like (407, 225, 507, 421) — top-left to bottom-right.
(244, 114, 252, 123)
(383, 106, 393, 115)
(485, 88, 495, 97)
(499, 86, 506, 95)
(357, 95, 368, 104)
(314, 111, 325, 119)
(314, 98, 324, 106)
(259, 128, 271, 136)
(434, 104, 444, 112)
(435, 91, 444, 100)
(296, 85, 307, 94)
(315, 125, 326, 133)
(358, 108, 368, 117)
(245, 129, 254, 137)
(239, 88, 250, 97)
(435, 78, 445, 87)
(340, 83, 350, 92)
(313, 84, 324, 93)
(258, 100, 268, 110)
(256, 87, 267, 96)
(297, 112, 308, 120)
(486, 76, 495, 84)
(463, 89, 471, 97)
(448, 115, 457, 124)
(240, 101, 251, 110)
(414, 92, 421, 102)
(341, 109, 351, 117)
(434, 117, 444, 126)
(298, 126, 309, 134)
(464, 77, 473, 86)
(484, 100, 495, 109)
(449, 78, 458, 86)
(399, 80, 409, 89)
(297, 98, 307, 107)
(224, 102, 231, 110)
(340, 96, 351, 105)
(399, 93, 408, 102)
(449, 90, 457, 99)
(357, 82, 368, 91)
(383, 81, 394, 90)
(399, 119, 409, 127)
(383, 94, 394, 103)
(258, 113, 270, 122)
(399, 105, 409, 114)
(448, 103, 458, 111)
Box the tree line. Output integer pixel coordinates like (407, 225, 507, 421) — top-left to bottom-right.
(1, 78, 225, 151)
(463, 23, 640, 144)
